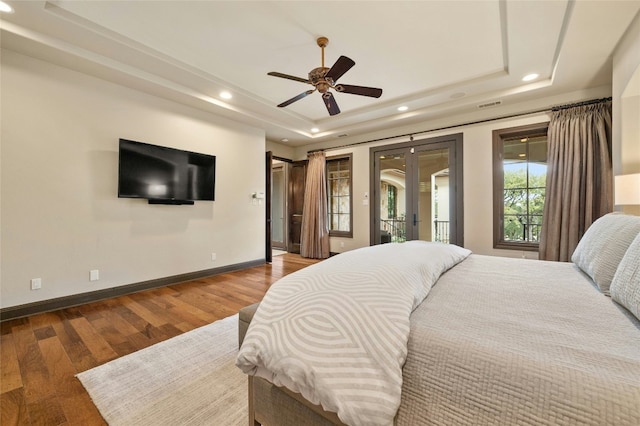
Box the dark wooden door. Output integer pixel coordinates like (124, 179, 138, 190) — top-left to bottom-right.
(288, 160, 307, 254)
(265, 151, 273, 263)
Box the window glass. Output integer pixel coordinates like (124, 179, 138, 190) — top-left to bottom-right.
(493, 124, 548, 250)
(327, 155, 352, 237)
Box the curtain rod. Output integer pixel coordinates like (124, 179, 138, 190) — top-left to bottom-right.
(311, 97, 612, 153)
(550, 97, 611, 111)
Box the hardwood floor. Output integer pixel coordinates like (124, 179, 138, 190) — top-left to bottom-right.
(0, 253, 319, 425)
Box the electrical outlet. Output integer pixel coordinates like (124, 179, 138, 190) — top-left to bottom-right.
(211, 253, 217, 261)
(90, 270, 100, 281)
(31, 278, 42, 290)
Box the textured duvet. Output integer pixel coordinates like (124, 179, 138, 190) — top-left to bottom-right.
(396, 254, 640, 425)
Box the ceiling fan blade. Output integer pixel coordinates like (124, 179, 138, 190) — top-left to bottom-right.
(325, 56, 355, 82)
(277, 90, 315, 108)
(336, 84, 383, 98)
(268, 72, 310, 84)
(323, 92, 341, 116)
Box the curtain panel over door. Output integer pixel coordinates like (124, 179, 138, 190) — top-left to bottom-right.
(300, 151, 330, 259)
(539, 101, 613, 261)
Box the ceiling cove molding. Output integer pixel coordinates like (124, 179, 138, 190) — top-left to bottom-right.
(1, 18, 317, 137)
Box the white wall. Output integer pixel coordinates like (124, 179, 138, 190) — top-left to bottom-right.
(613, 11, 640, 215)
(266, 140, 295, 160)
(1, 49, 266, 309)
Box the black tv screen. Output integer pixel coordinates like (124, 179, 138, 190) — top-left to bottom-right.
(118, 139, 215, 204)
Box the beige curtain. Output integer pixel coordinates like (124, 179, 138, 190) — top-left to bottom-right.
(539, 102, 613, 261)
(300, 151, 330, 259)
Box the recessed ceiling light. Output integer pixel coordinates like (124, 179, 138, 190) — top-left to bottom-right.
(220, 91, 232, 99)
(0, 1, 14, 13)
(281, 138, 289, 142)
(518, 153, 527, 158)
(397, 106, 409, 112)
(311, 128, 319, 133)
(522, 73, 539, 82)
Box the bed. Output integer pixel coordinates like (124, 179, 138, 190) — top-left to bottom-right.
(237, 213, 640, 426)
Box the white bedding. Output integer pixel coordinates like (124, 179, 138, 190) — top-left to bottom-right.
(397, 254, 640, 425)
(236, 241, 471, 426)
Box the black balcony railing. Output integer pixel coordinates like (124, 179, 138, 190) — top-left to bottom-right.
(380, 218, 451, 244)
(380, 218, 406, 243)
(434, 220, 449, 243)
(504, 215, 543, 243)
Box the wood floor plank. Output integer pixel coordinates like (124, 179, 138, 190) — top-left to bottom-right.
(162, 294, 218, 326)
(0, 253, 320, 425)
(109, 339, 140, 358)
(26, 312, 61, 331)
(107, 303, 150, 334)
(119, 295, 167, 328)
(1, 318, 27, 336)
(140, 293, 211, 330)
(0, 334, 22, 393)
(100, 299, 145, 336)
(126, 291, 190, 326)
(1, 387, 30, 426)
(174, 287, 238, 317)
(25, 395, 66, 426)
(11, 322, 56, 403)
(38, 336, 105, 425)
(50, 313, 98, 372)
(88, 316, 129, 344)
(68, 317, 119, 365)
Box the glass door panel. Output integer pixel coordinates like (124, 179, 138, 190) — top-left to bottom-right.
(377, 151, 406, 244)
(271, 164, 287, 250)
(416, 148, 450, 243)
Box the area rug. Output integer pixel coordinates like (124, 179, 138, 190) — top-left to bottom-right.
(77, 314, 246, 425)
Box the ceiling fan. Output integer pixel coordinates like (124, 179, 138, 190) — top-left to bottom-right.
(268, 37, 383, 116)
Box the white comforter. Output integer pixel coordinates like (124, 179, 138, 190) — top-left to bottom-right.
(236, 241, 471, 426)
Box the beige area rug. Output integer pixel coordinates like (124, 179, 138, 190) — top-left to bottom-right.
(77, 314, 246, 425)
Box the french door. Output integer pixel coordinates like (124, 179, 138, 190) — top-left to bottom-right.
(370, 133, 464, 246)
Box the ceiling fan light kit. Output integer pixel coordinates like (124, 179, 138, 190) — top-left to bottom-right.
(268, 37, 383, 116)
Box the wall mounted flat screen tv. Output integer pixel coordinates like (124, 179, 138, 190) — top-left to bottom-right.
(118, 138, 216, 205)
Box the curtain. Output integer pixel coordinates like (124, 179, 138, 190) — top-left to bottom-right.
(300, 151, 330, 259)
(539, 102, 613, 261)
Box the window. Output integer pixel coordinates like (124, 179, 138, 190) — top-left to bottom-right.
(493, 123, 548, 250)
(327, 154, 353, 237)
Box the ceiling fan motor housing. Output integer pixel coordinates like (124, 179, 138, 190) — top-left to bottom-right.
(309, 67, 332, 93)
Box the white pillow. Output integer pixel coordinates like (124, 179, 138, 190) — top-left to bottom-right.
(610, 233, 640, 320)
(571, 213, 640, 295)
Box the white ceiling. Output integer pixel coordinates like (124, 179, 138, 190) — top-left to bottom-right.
(1, 1, 639, 147)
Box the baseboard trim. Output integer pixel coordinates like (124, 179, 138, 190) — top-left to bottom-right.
(0, 259, 266, 322)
